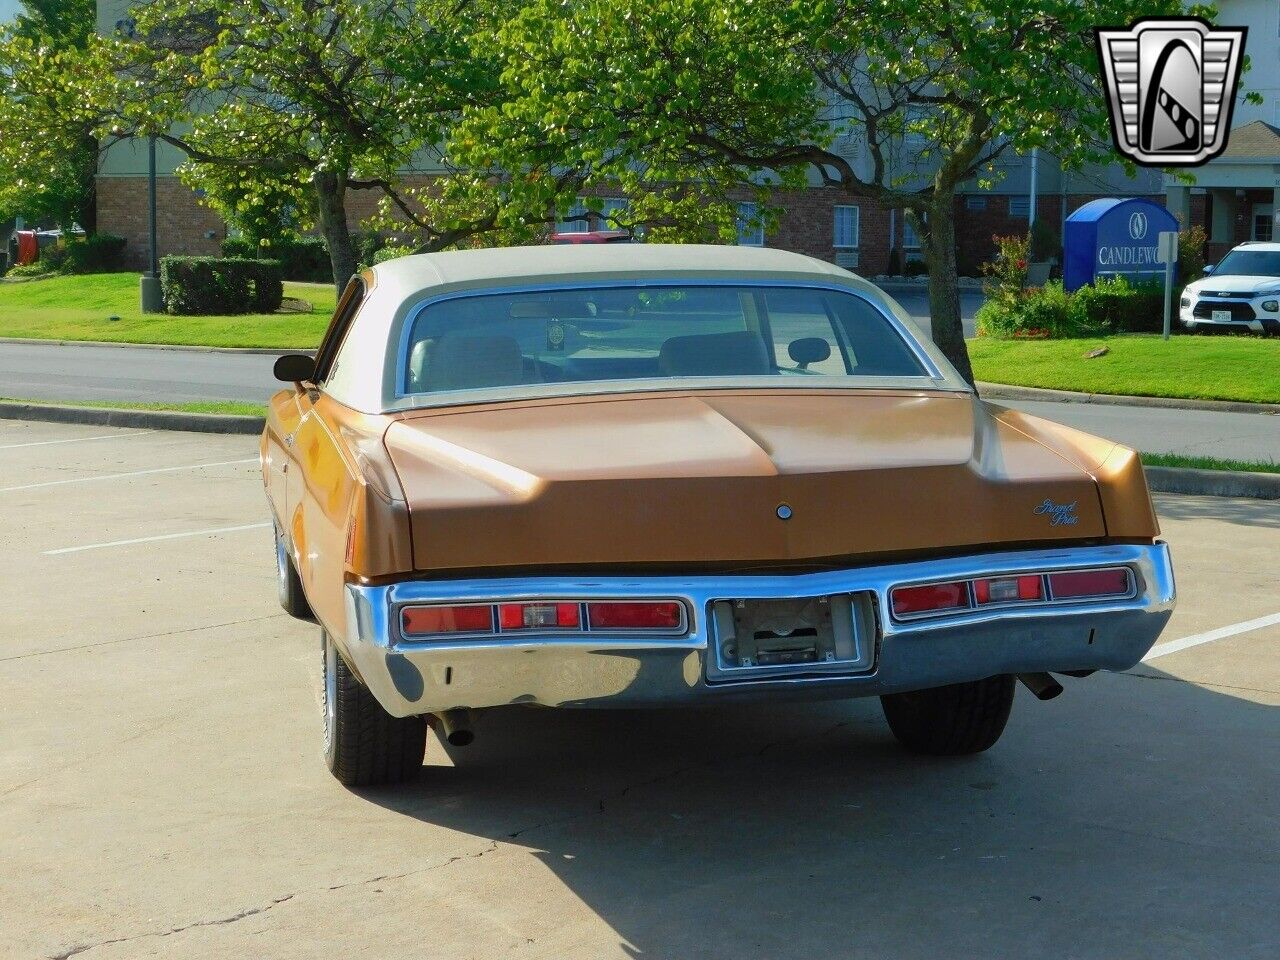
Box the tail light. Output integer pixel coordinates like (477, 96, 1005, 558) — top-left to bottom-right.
(399, 599, 688, 637)
(891, 566, 1134, 620)
(499, 602, 581, 630)
(1047, 568, 1132, 599)
(891, 581, 969, 616)
(586, 601, 684, 631)
(973, 575, 1043, 604)
(402, 604, 493, 636)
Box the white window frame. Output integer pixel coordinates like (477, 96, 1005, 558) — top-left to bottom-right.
(833, 205, 860, 249)
(600, 197, 629, 227)
(557, 197, 590, 234)
(902, 218, 921, 251)
(1008, 196, 1031, 218)
(965, 196, 988, 211)
(1253, 204, 1274, 242)
(736, 202, 764, 246)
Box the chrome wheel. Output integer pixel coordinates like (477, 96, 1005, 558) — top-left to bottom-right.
(323, 634, 337, 757)
(275, 529, 290, 606)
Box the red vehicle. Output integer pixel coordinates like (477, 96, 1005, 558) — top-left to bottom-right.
(551, 230, 634, 244)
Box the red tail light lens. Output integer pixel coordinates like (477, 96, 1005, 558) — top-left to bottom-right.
(498, 602, 581, 630)
(973, 575, 1044, 604)
(891, 581, 969, 616)
(1048, 568, 1131, 599)
(402, 604, 493, 635)
(587, 601, 684, 631)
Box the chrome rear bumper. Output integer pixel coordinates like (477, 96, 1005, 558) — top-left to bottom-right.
(341, 543, 1175, 717)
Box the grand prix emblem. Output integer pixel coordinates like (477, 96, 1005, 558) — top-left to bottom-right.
(1096, 17, 1247, 167)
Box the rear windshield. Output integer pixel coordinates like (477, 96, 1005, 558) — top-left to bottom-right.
(1213, 250, 1280, 277)
(401, 285, 929, 396)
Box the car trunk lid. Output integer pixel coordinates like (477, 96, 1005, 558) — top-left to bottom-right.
(383, 390, 1107, 573)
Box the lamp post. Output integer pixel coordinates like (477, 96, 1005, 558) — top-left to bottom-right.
(116, 17, 162, 313)
(139, 134, 163, 312)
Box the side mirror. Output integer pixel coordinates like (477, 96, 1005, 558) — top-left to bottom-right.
(1202, 264, 1215, 275)
(273, 353, 315, 385)
(788, 337, 832, 370)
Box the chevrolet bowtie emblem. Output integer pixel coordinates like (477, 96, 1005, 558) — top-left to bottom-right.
(1095, 17, 1247, 167)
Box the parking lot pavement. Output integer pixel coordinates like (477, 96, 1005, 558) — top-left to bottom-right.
(1, 420, 1276, 960)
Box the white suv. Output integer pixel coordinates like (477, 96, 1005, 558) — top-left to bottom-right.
(1180, 242, 1280, 335)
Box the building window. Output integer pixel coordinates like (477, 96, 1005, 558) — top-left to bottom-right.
(902, 218, 921, 250)
(736, 202, 764, 246)
(965, 196, 987, 211)
(600, 197, 629, 228)
(1008, 196, 1031, 217)
(833, 205, 860, 248)
(1254, 205, 1274, 242)
(557, 198, 589, 234)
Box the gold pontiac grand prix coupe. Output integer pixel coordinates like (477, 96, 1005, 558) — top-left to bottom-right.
(263, 245, 1176, 786)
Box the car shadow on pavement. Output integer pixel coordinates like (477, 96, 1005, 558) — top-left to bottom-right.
(1153, 492, 1280, 530)
(358, 668, 1278, 959)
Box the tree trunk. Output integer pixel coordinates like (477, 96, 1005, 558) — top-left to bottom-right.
(314, 171, 357, 295)
(918, 198, 976, 387)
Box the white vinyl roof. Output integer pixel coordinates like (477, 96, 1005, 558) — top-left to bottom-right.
(325, 244, 968, 413)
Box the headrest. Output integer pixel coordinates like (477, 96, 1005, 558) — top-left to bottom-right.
(657, 331, 770, 377)
(413, 335, 525, 392)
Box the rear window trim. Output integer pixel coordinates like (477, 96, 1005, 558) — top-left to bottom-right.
(392, 279, 946, 402)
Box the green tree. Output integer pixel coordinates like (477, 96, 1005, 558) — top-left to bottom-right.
(456, 0, 1212, 383)
(0, 0, 98, 229)
(106, 0, 517, 291)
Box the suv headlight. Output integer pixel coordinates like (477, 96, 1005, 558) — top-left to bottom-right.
(1180, 294, 1191, 307)
(1262, 300, 1279, 313)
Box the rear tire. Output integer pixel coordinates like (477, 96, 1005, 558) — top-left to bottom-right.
(880, 675, 1015, 756)
(323, 631, 427, 787)
(275, 523, 314, 621)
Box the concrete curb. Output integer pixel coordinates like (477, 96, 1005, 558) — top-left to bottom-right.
(978, 382, 1280, 416)
(0, 401, 265, 435)
(1145, 466, 1280, 500)
(0, 337, 315, 356)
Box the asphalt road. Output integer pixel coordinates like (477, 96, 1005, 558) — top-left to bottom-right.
(881, 283, 985, 338)
(2, 338, 1276, 461)
(1, 419, 1276, 959)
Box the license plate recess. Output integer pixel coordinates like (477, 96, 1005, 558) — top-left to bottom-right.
(706, 594, 877, 683)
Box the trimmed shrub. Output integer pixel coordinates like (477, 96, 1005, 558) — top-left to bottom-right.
(63, 233, 128, 274)
(1073, 275, 1164, 333)
(160, 256, 284, 315)
(222, 235, 329, 283)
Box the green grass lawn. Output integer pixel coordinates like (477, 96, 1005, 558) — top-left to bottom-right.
(969, 335, 1280, 405)
(1140, 452, 1279, 475)
(0, 272, 335, 348)
(2, 396, 267, 417)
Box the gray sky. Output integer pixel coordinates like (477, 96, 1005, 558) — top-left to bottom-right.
(0, 0, 22, 25)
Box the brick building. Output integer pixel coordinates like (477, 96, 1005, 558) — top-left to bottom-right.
(94, 0, 1280, 276)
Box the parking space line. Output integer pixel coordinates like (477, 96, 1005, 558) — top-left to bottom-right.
(0, 431, 153, 450)
(43, 522, 272, 555)
(0, 458, 257, 492)
(1145, 612, 1280, 661)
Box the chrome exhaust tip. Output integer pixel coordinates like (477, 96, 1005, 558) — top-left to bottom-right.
(1017, 672, 1064, 701)
(436, 708, 475, 747)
